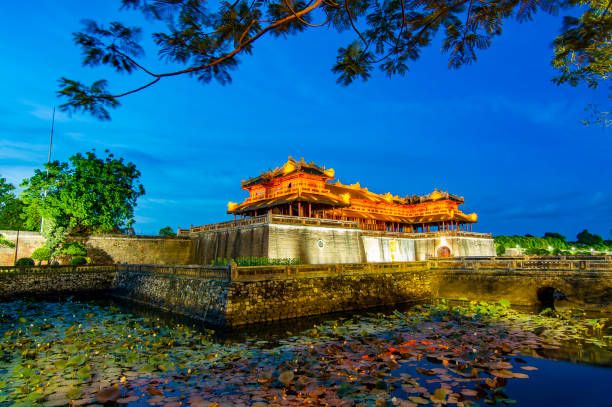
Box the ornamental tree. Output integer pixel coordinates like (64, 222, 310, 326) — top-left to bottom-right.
(19, 150, 146, 234)
(58, 0, 610, 121)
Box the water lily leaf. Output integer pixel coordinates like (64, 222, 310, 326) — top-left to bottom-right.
(66, 387, 83, 399)
(408, 396, 430, 405)
(278, 370, 294, 385)
(499, 300, 511, 308)
(95, 387, 121, 403)
(520, 366, 538, 371)
(431, 388, 446, 403)
(461, 389, 478, 397)
(117, 395, 140, 403)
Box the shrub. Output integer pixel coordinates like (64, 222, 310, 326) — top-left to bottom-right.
(70, 256, 87, 266)
(31, 247, 52, 264)
(61, 242, 87, 257)
(210, 257, 302, 266)
(15, 257, 35, 266)
(0, 233, 15, 248)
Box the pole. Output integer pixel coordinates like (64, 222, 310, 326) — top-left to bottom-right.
(40, 107, 55, 233)
(13, 228, 20, 265)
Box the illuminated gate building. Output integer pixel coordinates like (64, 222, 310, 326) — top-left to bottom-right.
(180, 157, 495, 264)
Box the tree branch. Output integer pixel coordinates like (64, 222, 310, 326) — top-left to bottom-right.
(283, 0, 332, 27)
(101, 0, 324, 100)
(344, 1, 369, 47)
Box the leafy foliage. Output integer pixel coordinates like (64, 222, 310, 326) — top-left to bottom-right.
(19, 150, 145, 234)
(0, 177, 34, 231)
(210, 256, 302, 266)
(58, 0, 610, 120)
(31, 247, 53, 265)
(15, 258, 35, 267)
(70, 256, 88, 266)
(61, 242, 88, 257)
(577, 228, 604, 246)
(495, 231, 611, 255)
(0, 233, 15, 248)
(158, 226, 175, 236)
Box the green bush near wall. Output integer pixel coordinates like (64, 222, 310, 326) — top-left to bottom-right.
(494, 234, 611, 255)
(210, 257, 302, 266)
(15, 258, 35, 266)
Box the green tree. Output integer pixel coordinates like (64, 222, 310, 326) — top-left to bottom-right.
(576, 229, 603, 246)
(20, 150, 145, 234)
(158, 226, 175, 237)
(32, 247, 53, 265)
(544, 232, 566, 241)
(60, 242, 88, 257)
(0, 177, 34, 230)
(58, 0, 610, 120)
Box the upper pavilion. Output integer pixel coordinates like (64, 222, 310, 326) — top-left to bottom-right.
(226, 157, 477, 233)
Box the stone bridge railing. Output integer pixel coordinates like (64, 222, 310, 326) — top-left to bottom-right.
(0, 258, 610, 282)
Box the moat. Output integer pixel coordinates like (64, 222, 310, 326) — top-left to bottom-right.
(1, 297, 610, 406)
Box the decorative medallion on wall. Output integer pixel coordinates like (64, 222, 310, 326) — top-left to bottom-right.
(317, 240, 325, 249)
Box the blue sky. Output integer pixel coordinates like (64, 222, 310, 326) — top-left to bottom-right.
(0, 1, 610, 239)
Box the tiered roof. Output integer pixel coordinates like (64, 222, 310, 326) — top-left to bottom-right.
(228, 157, 477, 224)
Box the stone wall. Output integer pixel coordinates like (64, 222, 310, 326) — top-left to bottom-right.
(0, 268, 117, 300)
(0, 263, 610, 326)
(225, 270, 431, 325)
(268, 224, 364, 264)
(113, 271, 231, 325)
(193, 224, 365, 265)
(432, 269, 612, 312)
(0, 231, 45, 265)
(112, 267, 431, 326)
(362, 235, 495, 262)
(193, 225, 268, 265)
(86, 235, 193, 265)
(0, 231, 194, 266)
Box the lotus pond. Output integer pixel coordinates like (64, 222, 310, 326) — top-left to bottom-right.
(0, 299, 611, 407)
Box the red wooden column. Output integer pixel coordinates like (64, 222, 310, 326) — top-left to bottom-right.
(298, 201, 302, 217)
(308, 202, 312, 217)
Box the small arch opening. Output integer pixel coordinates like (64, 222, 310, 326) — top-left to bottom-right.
(537, 286, 556, 309)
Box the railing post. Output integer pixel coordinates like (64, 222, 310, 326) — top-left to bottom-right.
(229, 261, 238, 281)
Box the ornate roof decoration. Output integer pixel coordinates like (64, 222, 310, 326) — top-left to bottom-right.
(242, 156, 333, 188)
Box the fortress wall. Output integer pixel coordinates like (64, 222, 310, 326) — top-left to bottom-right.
(0, 231, 194, 266)
(267, 224, 365, 264)
(363, 235, 495, 262)
(86, 235, 193, 265)
(0, 231, 46, 265)
(193, 225, 268, 265)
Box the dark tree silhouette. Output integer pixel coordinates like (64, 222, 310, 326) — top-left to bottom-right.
(58, 0, 611, 120)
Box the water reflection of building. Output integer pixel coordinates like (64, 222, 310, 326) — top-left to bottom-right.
(180, 157, 495, 264)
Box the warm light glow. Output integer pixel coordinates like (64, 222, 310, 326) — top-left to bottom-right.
(281, 159, 297, 174)
(324, 168, 335, 178)
(341, 193, 351, 204)
(430, 189, 443, 200)
(227, 202, 239, 211)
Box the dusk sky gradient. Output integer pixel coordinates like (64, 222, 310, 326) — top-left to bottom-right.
(0, 1, 610, 239)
